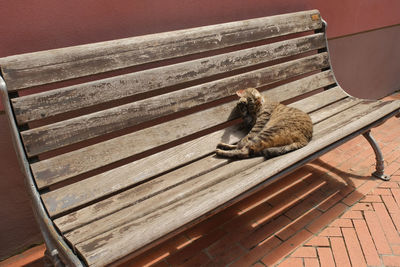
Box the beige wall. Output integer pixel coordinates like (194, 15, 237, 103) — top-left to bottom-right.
(329, 25, 400, 100)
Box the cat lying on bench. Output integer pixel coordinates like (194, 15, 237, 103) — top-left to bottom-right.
(217, 87, 313, 158)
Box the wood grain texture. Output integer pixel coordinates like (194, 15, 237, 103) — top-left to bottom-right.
(0, 10, 322, 91)
(308, 97, 363, 124)
(12, 33, 326, 124)
(32, 104, 238, 189)
(45, 86, 346, 220)
(55, 154, 232, 234)
(289, 86, 347, 111)
(32, 70, 336, 189)
(267, 69, 336, 102)
(74, 100, 400, 267)
(21, 52, 329, 157)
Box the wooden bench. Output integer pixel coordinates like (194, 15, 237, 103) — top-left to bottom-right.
(1, 10, 399, 266)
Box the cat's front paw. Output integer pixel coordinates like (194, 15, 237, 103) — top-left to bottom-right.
(217, 142, 237, 150)
(215, 149, 226, 157)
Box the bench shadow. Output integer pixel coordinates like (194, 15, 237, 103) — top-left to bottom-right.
(219, 106, 247, 144)
(311, 157, 373, 189)
(117, 158, 375, 266)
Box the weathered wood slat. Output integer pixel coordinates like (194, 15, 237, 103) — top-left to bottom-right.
(32, 70, 335, 189)
(57, 96, 358, 241)
(21, 52, 330, 157)
(56, 155, 231, 233)
(12, 33, 326, 124)
(44, 86, 345, 218)
(267, 69, 335, 102)
(309, 97, 362, 124)
(0, 10, 322, 91)
(313, 97, 364, 123)
(74, 100, 399, 267)
(289, 86, 347, 111)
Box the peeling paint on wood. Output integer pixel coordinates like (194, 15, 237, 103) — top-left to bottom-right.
(21, 52, 330, 156)
(12, 33, 325, 124)
(0, 10, 322, 91)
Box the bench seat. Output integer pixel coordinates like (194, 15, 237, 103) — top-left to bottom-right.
(0, 9, 399, 266)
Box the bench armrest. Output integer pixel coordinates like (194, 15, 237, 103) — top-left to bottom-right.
(0, 75, 83, 266)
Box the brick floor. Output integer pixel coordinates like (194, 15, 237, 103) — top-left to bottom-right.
(1, 95, 400, 266)
(0, 244, 45, 267)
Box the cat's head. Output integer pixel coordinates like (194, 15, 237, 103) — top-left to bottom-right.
(235, 87, 265, 118)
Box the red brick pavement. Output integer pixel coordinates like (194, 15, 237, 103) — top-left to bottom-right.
(1, 94, 400, 266)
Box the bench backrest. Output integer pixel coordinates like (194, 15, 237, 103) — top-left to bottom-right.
(0, 10, 336, 218)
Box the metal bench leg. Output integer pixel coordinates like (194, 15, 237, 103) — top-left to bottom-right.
(44, 249, 64, 267)
(363, 130, 390, 181)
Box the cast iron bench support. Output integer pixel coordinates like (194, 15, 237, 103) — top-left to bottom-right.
(363, 130, 390, 181)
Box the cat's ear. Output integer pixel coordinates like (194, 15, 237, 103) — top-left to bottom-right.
(236, 89, 245, 97)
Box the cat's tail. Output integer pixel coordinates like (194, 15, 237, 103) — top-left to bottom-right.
(262, 142, 307, 158)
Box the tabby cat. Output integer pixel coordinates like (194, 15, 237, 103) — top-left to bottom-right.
(216, 88, 313, 158)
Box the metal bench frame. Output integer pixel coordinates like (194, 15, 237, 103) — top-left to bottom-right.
(1, 77, 82, 266)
